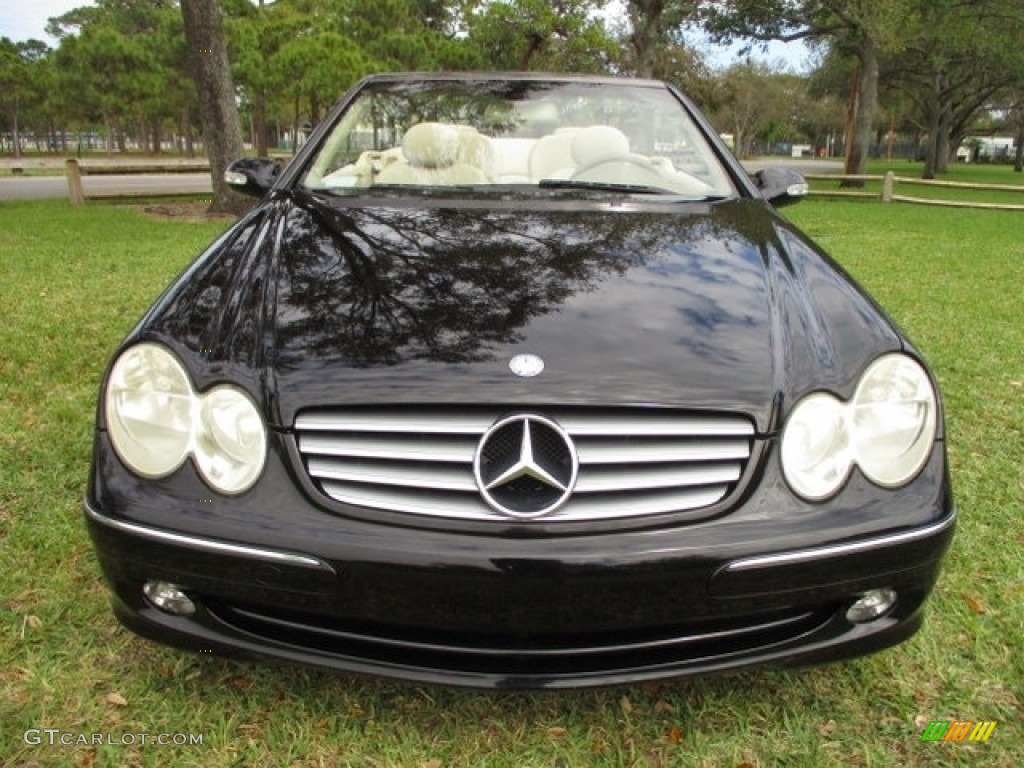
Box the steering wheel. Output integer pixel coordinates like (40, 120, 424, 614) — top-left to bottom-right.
(571, 154, 656, 180)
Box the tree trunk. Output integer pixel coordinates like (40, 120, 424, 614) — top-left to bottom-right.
(254, 0, 268, 155)
(922, 95, 940, 180)
(922, 69, 946, 180)
(254, 86, 268, 156)
(935, 104, 951, 175)
(12, 100, 21, 159)
(292, 92, 300, 156)
(181, 101, 195, 157)
(180, 0, 248, 214)
(104, 115, 114, 155)
(629, 0, 663, 78)
(1015, 116, 1024, 172)
(310, 92, 321, 126)
(842, 40, 878, 186)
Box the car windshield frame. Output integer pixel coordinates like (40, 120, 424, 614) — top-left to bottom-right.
(299, 77, 737, 200)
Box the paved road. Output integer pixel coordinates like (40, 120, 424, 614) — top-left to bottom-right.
(743, 158, 843, 174)
(0, 159, 843, 201)
(0, 173, 212, 200)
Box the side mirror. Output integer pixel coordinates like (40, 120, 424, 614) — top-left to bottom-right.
(754, 167, 809, 208)
(225, 157, 281, 198)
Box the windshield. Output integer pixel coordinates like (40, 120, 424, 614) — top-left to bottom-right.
(301, 79, 735, 198)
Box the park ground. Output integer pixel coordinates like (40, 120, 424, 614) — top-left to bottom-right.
(0, 193, 1021, 767)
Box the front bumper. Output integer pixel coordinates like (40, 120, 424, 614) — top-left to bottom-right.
(84, 448, 955, 688)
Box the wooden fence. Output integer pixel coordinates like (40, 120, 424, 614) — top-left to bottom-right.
(65, 158, 210, 205)
(804, 171, 1024, 211)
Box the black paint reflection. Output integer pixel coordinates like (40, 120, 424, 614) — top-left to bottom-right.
(273, 195, 769, 369)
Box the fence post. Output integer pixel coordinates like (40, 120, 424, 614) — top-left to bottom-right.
(882, 171, 895, 203)
(65, 158, 85, 206)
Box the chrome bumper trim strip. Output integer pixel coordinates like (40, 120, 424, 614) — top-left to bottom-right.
(83, 501, 335, 573)
(724, 511, 956, 573)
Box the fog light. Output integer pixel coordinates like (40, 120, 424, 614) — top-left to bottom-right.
(846, 588, 897, 623)
(143, 580, 196, 616)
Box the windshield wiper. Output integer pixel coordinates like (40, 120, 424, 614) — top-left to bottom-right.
(538, 179, 729, 202)
(538, 178, 671, 194)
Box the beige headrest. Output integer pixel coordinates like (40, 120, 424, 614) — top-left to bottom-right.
(571, 125, 631, 167)
(402, 123, 460, 169)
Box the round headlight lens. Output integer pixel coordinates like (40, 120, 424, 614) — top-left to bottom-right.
(780, 392, 852, 500)
(850, 354, 937, 487)
(194, 386, 267, 494)
(105, 343, 194, 478)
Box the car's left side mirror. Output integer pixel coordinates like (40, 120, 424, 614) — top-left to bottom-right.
(225, 157, 281, 198)
(754, 167, 809, 208)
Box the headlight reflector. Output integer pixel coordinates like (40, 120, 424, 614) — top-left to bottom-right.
(194, 386, 267, 493)
(780, 393, 851, 500)
(851, 354, 937, 487)
(781, 354, 938, 501)
(105, 344, 266, 494)
(105, 343, 193, 478)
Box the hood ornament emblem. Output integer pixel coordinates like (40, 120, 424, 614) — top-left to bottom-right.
(473, 414, 578, 518)
(509, 354, 544, 378)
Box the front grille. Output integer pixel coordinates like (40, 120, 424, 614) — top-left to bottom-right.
(294, 407, 754, 522)
(208, 600, 830, 679)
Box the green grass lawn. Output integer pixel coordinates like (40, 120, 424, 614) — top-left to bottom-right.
(1, 198, 1021, 767)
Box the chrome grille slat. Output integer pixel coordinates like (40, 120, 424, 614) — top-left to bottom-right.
(296, 411, 494, 434)
(319, 481, 733, 522)
(298, 433, 477, 463)
(320, 480, 491, 519)
(574, 463, 740, 493)
(556, 414, 753, 437)
(296, 407, 754, 522)
(308, 458, 477, 492)
(576, 438, 751, 464)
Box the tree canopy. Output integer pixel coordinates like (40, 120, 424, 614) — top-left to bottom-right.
(2, 0, 1023, 178)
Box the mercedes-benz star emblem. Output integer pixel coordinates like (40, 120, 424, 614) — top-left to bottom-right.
(509, 354, 544, 378)
(473, 414, 579, 518)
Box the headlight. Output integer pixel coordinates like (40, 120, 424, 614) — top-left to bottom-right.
(850, 354, 937, 487)
(780, 392, 852, 500)
(781, 354, 938, 501)
(105, 343, 193, 478)
(105, 344, 266, 494)
(194, 386, 266, 494)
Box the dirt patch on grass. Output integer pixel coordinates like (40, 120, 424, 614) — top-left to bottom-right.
(138, 202, 238, 221)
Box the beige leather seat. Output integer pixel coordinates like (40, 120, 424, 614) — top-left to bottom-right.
(570, 125, 717, 195)
(490, 138, 536, 183)
(375, 123, 489, 186)
(528, 128, 579, 181)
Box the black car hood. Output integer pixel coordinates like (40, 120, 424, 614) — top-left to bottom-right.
(255, 192, 902, 432)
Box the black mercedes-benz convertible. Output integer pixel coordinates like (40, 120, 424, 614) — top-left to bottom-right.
(85, 72, 954, 689)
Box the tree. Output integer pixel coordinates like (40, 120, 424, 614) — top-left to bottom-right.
(710, 62, 812, 157)
(624, 0, 699, 78)
(0, 40, 30, 157)
(226, 0, 302, 156)
(180, 0, 247, 213)
(466, 0, 616, 72)
(704, 0, 918, 181)
(882, 0, 1024, 177)
(47, 0, 194, 155)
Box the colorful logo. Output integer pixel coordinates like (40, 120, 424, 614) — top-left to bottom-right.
(921, 721, 997, 742)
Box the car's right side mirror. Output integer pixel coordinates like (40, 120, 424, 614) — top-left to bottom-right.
(225, 157, 281, 198)
(754, 167, 809, 208)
